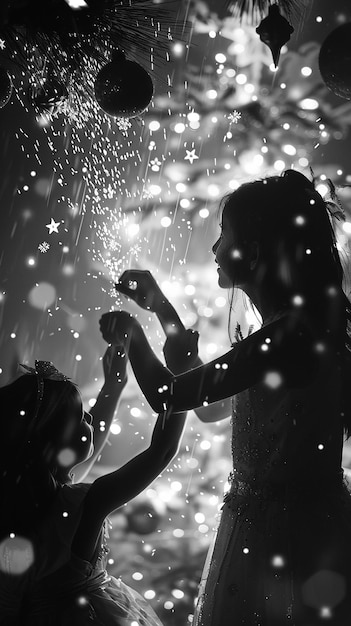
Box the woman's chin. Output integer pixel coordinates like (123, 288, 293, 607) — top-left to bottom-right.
(217, 268, 231, 289)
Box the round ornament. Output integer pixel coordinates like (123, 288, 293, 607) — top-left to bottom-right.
(94, 56, 154, 118)
(0, 67, 13, 108)
(127, 502, 161, 535)
(319, 23, 351, 100)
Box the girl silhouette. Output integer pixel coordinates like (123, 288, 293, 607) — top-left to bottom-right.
(101, 170, 351, 624)
(0, 336, 195, 624)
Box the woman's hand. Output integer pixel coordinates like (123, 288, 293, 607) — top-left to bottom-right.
(115, 269, 166, 313)
(163, 328, 199, 374)
(99, 311, 140, 348)
(102, 345, 128, 387)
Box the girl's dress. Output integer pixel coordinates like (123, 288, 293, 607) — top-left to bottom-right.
(193, 328, 351, 625)
(0, 483, 163, 625)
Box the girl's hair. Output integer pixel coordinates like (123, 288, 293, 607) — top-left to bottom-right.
(221, 169, 351, 438)
(0, 374, 82, 539)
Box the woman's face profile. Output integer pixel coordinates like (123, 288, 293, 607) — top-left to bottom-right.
(213, 209, 246, 289)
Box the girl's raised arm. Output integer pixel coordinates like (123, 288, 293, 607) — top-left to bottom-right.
(100, 310, 319, 415)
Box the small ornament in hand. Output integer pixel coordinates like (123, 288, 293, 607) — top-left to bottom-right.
(115, 269, 165, 313)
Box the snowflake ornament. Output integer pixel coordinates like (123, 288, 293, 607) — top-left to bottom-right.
(227, 110, 242, 124)
(38, 241, 50, 253)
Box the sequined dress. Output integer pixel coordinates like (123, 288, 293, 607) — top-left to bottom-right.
(193, 341, 351, 625)
(0, 483, 163, 626)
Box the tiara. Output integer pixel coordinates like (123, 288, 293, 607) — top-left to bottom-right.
(19, 360, 69, 421)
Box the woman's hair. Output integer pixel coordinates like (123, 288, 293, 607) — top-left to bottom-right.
(0, 374, 82, 539)
(221, 169, 351, 438)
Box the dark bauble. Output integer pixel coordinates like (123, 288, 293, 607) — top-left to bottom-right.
(319, 23, 351, 100)
(127, 502, 161, 535)
(94, 58, 154, 118)
(0, 68, 13, 108)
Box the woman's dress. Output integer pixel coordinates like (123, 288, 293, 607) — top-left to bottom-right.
(194, 338, 351, 625)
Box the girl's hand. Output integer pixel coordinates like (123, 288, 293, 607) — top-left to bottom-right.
(99, 311, 140, 347)
(102, 345, 128, 386)
(163, 328, 199, 374)
(115, 269, 165, 313)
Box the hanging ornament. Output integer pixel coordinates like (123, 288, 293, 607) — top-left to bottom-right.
(0, 67, 13, 108)
(94, 51, 154, 118)
(256, 4, 294, 67)
(28, 78, 68, 116)
(318, 23, 351, 101)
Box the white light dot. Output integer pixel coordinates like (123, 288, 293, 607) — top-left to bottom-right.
(171, 481, 182, 492)
(161, 216, 172, 228)
(148, 120, 160, 131)
(243, 547, 249, 554)
(292, 295, 304, 307)
(130, 407, 141, 418)
(300, 98, 319, 110)
(264, 372, 283, 389)
(172, 589, 185, 599)
(215, 296, 226, 307)
(282, 144, 297, 156)
(180, 198, 190, 209)
(75, 354, 82, 361)
(342, 222, 351, 235)
(209, 30, 217, 38)
(236, 73, 247, 85)
(172, 42, 184, 57)
(274, 160, 285, 172)
(295, 215, 306, 226)
(164, 600, 174, 610)
(194, 512, 205, 523)
(132, 571, 143, 581)
(198, 524, 209, 534)
(271, 554, 285, 567)
(110, 423, 121, 435)
(206, 89, 218, 100)
(62, 511, 68, 518)
(199, 208, 209, 219)
(57, 448, 77, 467)
(215, 53, 226, 63)
(318, 443, 324, 450)
(301, 66, 312, 77)
(27, 257, 36, 267)
(298, 157, 309, 168)
(144, 590, 156, 600)
(174, 122, 186, 133)
(200, 440, 211, 450)
(10, 333, 16, 339)
(176, 182, 187, 193)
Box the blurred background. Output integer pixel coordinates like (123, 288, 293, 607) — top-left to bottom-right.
(1, 0, 351, 623)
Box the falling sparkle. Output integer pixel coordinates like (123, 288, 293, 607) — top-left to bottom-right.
(38, 241, 50, 253)
(227, 110, 242, 124)
(46, 218, 60, 234)
(184, 149, 199, 164)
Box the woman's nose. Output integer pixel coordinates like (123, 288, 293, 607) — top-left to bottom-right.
(212, 238, 219, 255)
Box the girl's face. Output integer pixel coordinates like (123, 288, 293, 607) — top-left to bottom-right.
(212, 210, 246, 289)
(51, 401, 94, 476)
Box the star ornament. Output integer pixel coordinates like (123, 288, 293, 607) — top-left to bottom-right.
(46, 218, 60, 234)
(184, 149, 199, 165)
